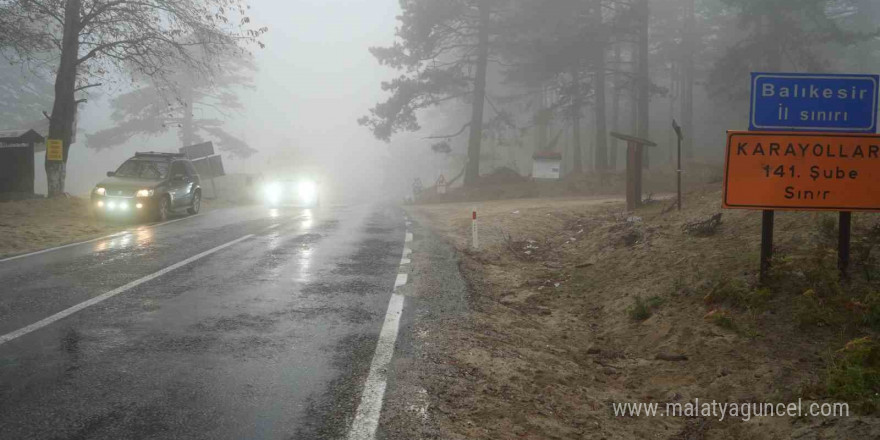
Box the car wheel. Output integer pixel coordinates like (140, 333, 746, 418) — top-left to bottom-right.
(187, 191, 201, 215)
(156, 195, 171, 222)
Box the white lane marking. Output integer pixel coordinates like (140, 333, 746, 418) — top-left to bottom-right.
(348, 232, 411, 440)
(153, 214, 201, 228)
(0, 233, 255, 346)
(0, 214, 203, 264)
(265, 223, 281, 231)
(405, 232, 413, 243)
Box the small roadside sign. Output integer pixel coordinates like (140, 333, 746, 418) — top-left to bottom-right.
(192, 154, 225, 178)
(750, 72, 879, 133)
(179, 141, 215, 160)
(723, 131, 880, 212)
(46, 139, 63, 161)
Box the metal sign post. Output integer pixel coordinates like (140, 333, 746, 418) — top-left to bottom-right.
(760, 210, 775, 284)
(181, 142, 224, 200)
(839, 212, 852, 279)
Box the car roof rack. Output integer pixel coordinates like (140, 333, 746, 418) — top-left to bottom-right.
(134, 151, 187, 159)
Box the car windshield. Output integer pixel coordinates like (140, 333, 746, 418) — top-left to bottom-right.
(114, 159, 169, 180)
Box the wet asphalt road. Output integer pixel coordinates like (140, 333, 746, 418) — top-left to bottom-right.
(0, 203, 406, 439)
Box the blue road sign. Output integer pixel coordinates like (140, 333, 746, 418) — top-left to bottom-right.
(750, 72, 879, 133)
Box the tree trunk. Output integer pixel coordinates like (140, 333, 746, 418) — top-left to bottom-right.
(536, 86, 549, 151)
(681, 0, 695, 159)
(637, 0, 650, 169)
(763, 13, 782, 71)
(570, 68, 583, 175)
(464, 0, 491, 187)
(46, 0, 81, 197)
(668, 61, 677, 166)
(593, 52, 608, 171)
(610, 45, 621, 171)
(592, 0, 608, 171)
(181, 87, 195, 147)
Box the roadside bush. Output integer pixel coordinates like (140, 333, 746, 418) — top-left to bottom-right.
(826, 337, 880, 414)
(703, 278, 771, 310)
(853, 223, 880, 282)
(795, 289, 839, 329)
(862, 292, 880, 331)
(705, 309, 737, 331)
(628, 296, 663, 322)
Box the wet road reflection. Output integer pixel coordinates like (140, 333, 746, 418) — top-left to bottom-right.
(0, 203, 406, 440)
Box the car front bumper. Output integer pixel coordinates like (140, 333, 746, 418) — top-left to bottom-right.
(91, 195, 158, 218)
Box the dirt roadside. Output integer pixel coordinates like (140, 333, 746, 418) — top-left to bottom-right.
(396, 186, 880, 439)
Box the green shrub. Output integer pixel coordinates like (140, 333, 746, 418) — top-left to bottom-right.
(703, 278, 772, 311)
(862, 292, 880, 331)
(794, 289, 838, 329)
(707, 310, 737, 331)
(826, 337, 880, 414)
(628, 296, 663, 322)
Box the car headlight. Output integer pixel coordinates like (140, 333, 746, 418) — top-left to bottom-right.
(94, 187, 106, 196)
(298, 181, 317, 201)
(136, 189, 154, 197)
(264, 183, 282, 203)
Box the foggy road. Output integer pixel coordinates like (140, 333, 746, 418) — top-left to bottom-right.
(0, 204, 407, 439)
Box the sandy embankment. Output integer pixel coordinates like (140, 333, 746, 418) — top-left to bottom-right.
(402, 186, 880, 439)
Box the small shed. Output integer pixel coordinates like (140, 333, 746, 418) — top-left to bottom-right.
(0, 129, 44, 200)
(532, 151, 562, 180)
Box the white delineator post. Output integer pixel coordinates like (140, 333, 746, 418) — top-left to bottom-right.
(472, 207, 479, 249)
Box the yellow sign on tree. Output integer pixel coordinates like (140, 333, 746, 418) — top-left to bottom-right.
(46, 139, 63, 161)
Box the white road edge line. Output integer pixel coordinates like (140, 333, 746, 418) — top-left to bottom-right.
(347, 231, 410, 440)
(0, 231, 129, 263)
(0, 233, 255, 346)
(399, 242, 412, 266)
(0, 214, 203, 264)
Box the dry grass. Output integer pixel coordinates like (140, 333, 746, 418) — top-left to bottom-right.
(0, 197, 125, 258)
(406, 184, 880, 439)
(0, 196, 236, 258)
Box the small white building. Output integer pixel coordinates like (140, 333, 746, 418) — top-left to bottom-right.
(531, 151, 562, 180)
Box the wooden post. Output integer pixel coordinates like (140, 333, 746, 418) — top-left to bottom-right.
(611, 132, 657, 212)
(677, 137, 682, 211)
(839, 211, 852, 280)
(760, 210, 775, 285)
(634, 143, 643, 206)
(626, 142, 637, 211)
(673, 120, 683, 211)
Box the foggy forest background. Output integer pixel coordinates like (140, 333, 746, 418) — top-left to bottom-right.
(2, 0, 879, 196)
